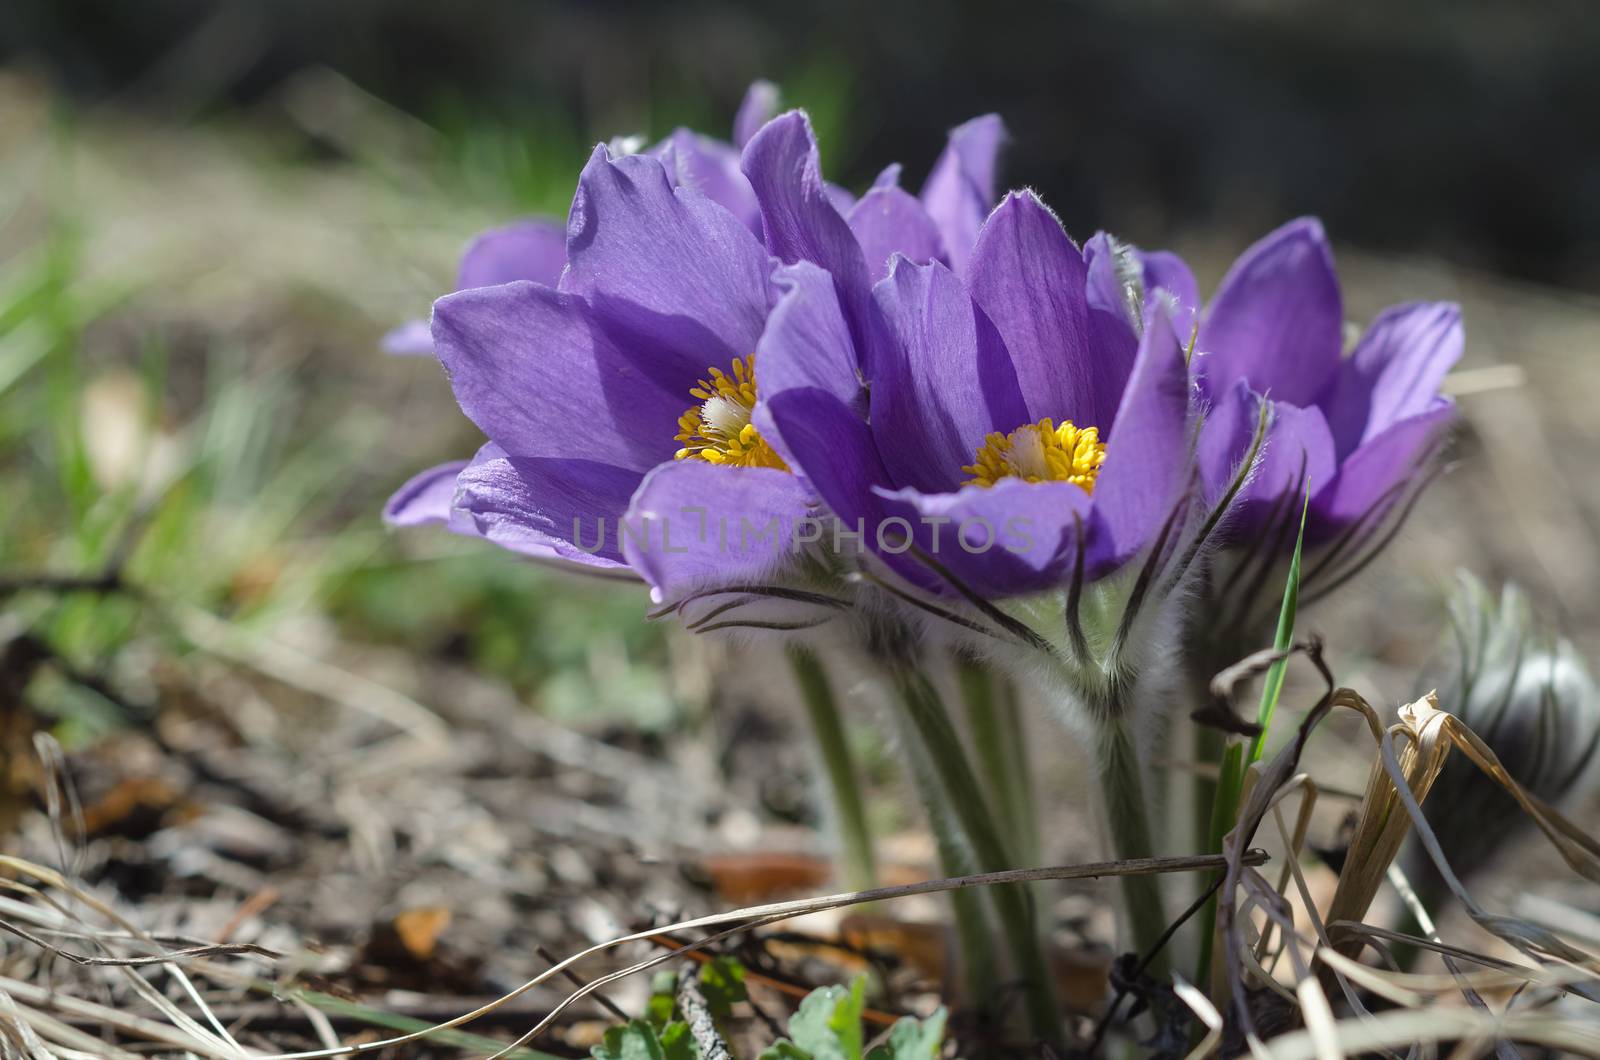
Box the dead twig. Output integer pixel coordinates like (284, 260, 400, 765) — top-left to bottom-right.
(248, 851, 1264, 1060)
(676, 961, 733, 1060)
(535, 946, 630, 1025)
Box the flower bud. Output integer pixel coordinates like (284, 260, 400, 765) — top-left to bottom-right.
(1417, 574, 1600, 882)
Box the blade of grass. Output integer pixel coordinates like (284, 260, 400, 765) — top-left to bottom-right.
(295, 990, 561, 1060)
(1246, 492, 1309, 769)
(1197, 490, 1308, 987)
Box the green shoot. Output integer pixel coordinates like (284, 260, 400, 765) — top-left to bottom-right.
(1196, 490, 1309, 986)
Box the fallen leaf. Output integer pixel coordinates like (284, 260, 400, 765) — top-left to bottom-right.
(700, 852, 833, 904)
(392, 906, 451, 961)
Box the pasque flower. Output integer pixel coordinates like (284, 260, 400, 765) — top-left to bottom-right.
(747, 189, 1195, 610)
(1184, 219, 1463, 578)
(386, 140, 806, 582)
(381, 101, 1076, 1029)
(720, 189, 1229, 979)
(1123, 219, 1466, 723)
(387, 104, 1008, 612)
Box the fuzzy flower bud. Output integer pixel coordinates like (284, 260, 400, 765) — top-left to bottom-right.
(1418, 574, 1600, 883)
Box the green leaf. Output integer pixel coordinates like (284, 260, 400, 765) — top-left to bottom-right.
(1246, 490, 1309, 768)
(646, 971, 679, 1030)
(591, 1020, 667, 1060)
(698, 956, 748, 1020)
(1208, 489, 1311, 853)
(786, 978, 866, 1060)
(865, 1009, 947, 1060)
(296, 989, 560, 1059)
(758, 1044, 811, 1060)
(659, 1021, 699, 1060)
(1196, 489, 1311, 986)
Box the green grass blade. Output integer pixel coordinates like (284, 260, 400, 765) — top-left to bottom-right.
(1196, 489, 1310, 988)
(296, 990, 562, 1059)
(1245, 491, 1310, 768)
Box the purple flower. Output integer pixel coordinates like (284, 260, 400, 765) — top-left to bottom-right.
(383, 83, 788, 539)
(389, 143, 808, 587)
(617, 111, 1008, 603)
(390, 104, 1010, 618)
(1187, 219, 1462, 556)
(737, 190, 1196, 600)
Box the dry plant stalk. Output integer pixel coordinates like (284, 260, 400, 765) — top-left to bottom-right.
(1323, 692, 1454, 959)
(1215, 674, 1600, 1056)
(0, 846, 1254, 1059)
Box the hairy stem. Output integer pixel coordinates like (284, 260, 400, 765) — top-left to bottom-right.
(892, 664, 1062, 1044)
(956, 657, 1039, 868)
(787, 645, 877, 892)
(893, 706, 1000, 1009)
(1100, 717, 1171, 976)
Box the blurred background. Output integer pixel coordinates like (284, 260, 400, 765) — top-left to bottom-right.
(9, 0, 1600, 285)
(2, 0, 1599, 1046)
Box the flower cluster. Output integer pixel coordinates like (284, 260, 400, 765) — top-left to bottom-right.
(381, 84, 1465, 1012)
(388, 111, 1460, 655)
(385, 84, 1015, 605)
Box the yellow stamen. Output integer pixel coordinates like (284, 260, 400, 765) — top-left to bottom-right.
(962, 418, 1106, 490)
(674, 354, 788, 471)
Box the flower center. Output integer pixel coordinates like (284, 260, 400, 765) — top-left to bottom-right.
(674, 354, 788, 470)
(962, 417, 1106, 491)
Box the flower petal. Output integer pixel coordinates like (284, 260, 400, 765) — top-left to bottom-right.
(761, 388, 891, 537)
(655, 128, 762, 236)
(382, 319, 434, 356)
(385, 220, 570, 358)
(1197, 217, 1343, 407)
(1083, 232, 1139, 325)
(761, 387, 955, 595)
(1253, 401, 1337, 503)
(451, 447, 638, 567)
(749, 263, 874, 520)
(1141, 250, 1200, 339)
(753, 262, 867, 417)
(919, 114, 1006, 276)
(431, 281, 681, 472)
(741, 111, 891, 377)
(825, 182, 858, 216)
(870, 258, 1028, 495)
(873, 478, 1092, 597)
(967, 191, 1131, 430)
(1311, 398, 1454, 533)
(1198, 381, 1336, 535)
(743, 114, 871, 286)
(847, 185, 947, 282)
(384, 460, 468, 526)
(457, 219, 569, 290)
(1090, 306, 1194, 568)
(563, 145, 773, 381)
(733, 80, 781, 149)
(621, 461, 812, 603)
(1198, 379, 1252, 501)
(1321, 302, 1463, 457)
